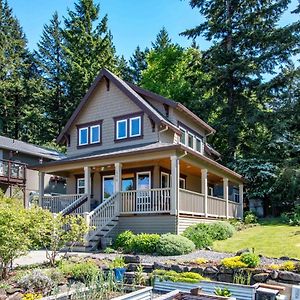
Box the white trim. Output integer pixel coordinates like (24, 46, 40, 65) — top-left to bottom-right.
(129, 116, 141, 137)
(136, 171, 151, 190)
(77, 177, 85, 194)
(116, 119, 127, 139)
(78, 127, 88, 145)
(90, 124, 101, 144)
(208, 186, 214, 196)
(161, 172, 170, 188)
(102, 175, 115, 200)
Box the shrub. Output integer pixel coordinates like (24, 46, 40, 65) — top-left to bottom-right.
(244, 211, 258, 224)
(113, 230, 135, 253)
(18, 270, 53, 293)
(221, 256, 248, 269)
(59, 260, 99, 281)
(240, 253, 260, 268)
(22, 293, 42, 300)
(193, 258, 208, 265)
(154, 269, 207, 283)
(131, 233, 160, 254)
(156, 234, 195, 256)
(183, 224, 213, 249)
(209, 222, 235, 240)
(215, 287, 232, 297)
(280, 261, 295, 271)
(109, 256, 126, 269)
(281, 205, 300, 226)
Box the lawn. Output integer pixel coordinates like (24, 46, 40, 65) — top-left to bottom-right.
(213, 221, 300, 259)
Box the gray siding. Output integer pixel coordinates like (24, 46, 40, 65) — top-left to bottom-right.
(67, 80, 159, 157)
(178, 216, 217, 234)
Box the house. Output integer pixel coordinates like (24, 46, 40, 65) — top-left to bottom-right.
(0, 135, 66, 206)
(32, 68, 244, 249)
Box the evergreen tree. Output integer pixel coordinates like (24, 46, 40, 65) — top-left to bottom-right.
(181, 0, 300, 162)
(35, 12, 67, 138)
(117, 55, 132, 82)
(152, 27, 171, 51)
(128, 46, 148, 84)
(63, 0, 118, 115)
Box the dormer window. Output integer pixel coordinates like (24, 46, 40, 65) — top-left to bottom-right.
(114, 112, 143, 142)
(77, 120, 102, 148)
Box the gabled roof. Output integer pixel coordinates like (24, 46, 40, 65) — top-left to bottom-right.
(127, 82, 216, 134)
(0, 135, 64, 161)
(57, 68, 181, 143)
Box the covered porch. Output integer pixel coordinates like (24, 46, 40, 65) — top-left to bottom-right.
(36, 147, 244, 222)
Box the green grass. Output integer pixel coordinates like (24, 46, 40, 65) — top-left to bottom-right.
(213, 221, 300, 259)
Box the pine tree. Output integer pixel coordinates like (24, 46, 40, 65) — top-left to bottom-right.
(128, 46, 148, 84)
(151, 27, 171, 51)
(181, 0, 300, 162)
(117, 55, 132, 82)
(63, 0, 118, 114)
(35, 12, 67, 138)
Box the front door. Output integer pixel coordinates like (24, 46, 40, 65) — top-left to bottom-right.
(102, 175, 115, 201)
(136, 171, 151, 211)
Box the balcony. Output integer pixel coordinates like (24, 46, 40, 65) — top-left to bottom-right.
(0, 159, 26, 185)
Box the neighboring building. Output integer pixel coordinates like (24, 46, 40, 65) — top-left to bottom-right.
(32, 68, 244, 249)
(0, 135, 66, 205)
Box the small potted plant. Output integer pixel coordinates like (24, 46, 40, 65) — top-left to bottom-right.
(110, 256, 127, 282)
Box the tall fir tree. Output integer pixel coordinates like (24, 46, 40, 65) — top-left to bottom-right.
(117, 55, 132, 82)
(181, 0, 300, 163)
(63, 0, 118, 115)
(151, 27, 171, 51)
(35, 12, 67, 138)
(128, 46, 148, 84)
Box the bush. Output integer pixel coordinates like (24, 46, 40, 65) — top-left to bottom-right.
(280, 261, 295, 271)
(183, 224, 213, 249)
(59, 260, 99, 281)
(240, 253, 260, 268)
(281, 205, 300, 226)
(209, 222, 235, 240)
(154, 269, 207, 283)
(156, 234, 195, 256)
(221, 256, 248, 269)
(132, 233, 160, 254)
(113, 230, 135, 253)
(18, 270, 53, 293)
(244, 211, 258, 224)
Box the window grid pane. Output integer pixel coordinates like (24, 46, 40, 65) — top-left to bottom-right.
(90, 125, 100, 144)
(79, 128, 88, 145)
(117, 120, 127, 139)
(130, 117, 141, 137)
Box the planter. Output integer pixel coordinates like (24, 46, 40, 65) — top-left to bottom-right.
(153, 278, 255, 300)
(114, 267, 127, 282)
(41, 286, 153, 300)
(155, 290, 236, 300)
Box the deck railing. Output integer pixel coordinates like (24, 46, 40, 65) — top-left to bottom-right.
(207, 195, 226, 218)
(0, 159, 26, 183)
(120, 188, 171, 214)
(41, 194, 86, 214)
(179, 189, 205, 215)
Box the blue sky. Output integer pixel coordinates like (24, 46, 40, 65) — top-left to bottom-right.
(8, 0, 299, 60)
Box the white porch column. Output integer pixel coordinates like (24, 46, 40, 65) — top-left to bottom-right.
(170, 155, 179, 216)
(223, 178, 229, 219)
(84, 166, 91, 211)
(201, 169, 208, 217)
(38, 171, 45, 206)
(114, 162, 122, 193)
(239, 184, 244, 219)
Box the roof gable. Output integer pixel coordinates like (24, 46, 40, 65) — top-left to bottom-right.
(57, 69, 180, 143)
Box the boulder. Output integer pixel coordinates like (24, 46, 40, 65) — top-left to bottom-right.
(189, 266, 205, 274)
(218, 266, 234, 274)
(123, 255, 141, 264)
(278, 271, 300, 283)
(235, 248, 250, 256)
(171, 264, 189, 273)
(5, 289, 22, 296)
(204, 266, 219, 275)
(270, 270, 279, 280)
(6, 293, 22, 300)
(217, 273, 233, 283)
(252, 273, 270, 282)
(153, 262, 169, 270)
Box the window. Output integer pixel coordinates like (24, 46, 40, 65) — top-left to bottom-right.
(116, 119, 127, 139)
(90, 125, 100, 144)
(161, 172, 170, 188)
(196, 137, 202, 153)
(179, 127, 186, 144)
(103, 175, 115, 200)
(208, 186, 214, 196)
(188, 133, 194, 148)
(77, 178, 85, 194)
(130, 116, 141, 137)
(179, 178, 186, 189)
(122, 178, 134, 191)
(115, 113, 143, 141)
(79, 127, 88, 146)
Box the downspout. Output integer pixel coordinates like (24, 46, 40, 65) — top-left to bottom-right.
(176, 150, 187, 235)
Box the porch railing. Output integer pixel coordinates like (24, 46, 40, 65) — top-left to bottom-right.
(0, 159, 26, 183)
(179, 189, 205, 215)
(41, 194, 85, 214)
(207, 195, 226, 218)
(120, 188, 171, 214)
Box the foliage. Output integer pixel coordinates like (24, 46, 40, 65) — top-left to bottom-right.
(244, 212, 258, 225)
(215, 287, 232, 297)
(17, 270, 53, 293)
(280, 261, 295, 271)
(209, 222, 235, 240)
(133, 264, 145, 286)
(193, 258, 208, 265)
(113, 230, 135, 253)
(109, 257, 126, 269)
(59, 260, 99, 281)
(22, 293, 42, 300)
(240, 253, 260, 268)
(221, 256, 248, 269)
(156, 234, 195, 256)
(154, 269, 208, 284)
(103, 247, 116, 254)
(131, 233, 160, 254)
(233, 270, 252, 285)
(281, 205, 300, 226)
(183, 226, 213, 250)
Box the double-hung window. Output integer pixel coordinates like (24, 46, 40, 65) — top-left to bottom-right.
(79, 127, 88, 146)
(77, 178, 85, 194)
(77, 121, 102, 147)
(178, 123, 204, 154)
(115, 113, 142, 141)
(179, 127, 186, 145)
